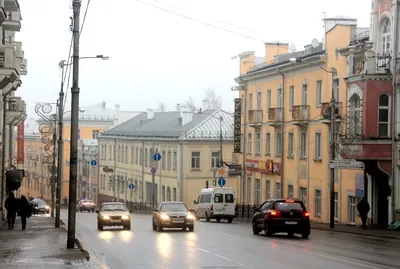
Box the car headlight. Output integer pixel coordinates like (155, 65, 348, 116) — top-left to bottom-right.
(160, 214, 170, 220)
(186, 213, 194, 219)
(35, 207, 38, 209)
(122, 215, 130, 220)
(45, 206, 49, 209)
(102, 215, 110, 220)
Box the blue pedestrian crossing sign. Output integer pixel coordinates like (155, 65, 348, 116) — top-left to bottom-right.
(153, 153, 161, 162)
(91, 160, 97, 166)
(218, 177, 226, 187)
(128, 183, 135, 190)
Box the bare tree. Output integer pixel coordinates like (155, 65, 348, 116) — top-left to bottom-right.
(156, 102, 167, 112)
(203, 87, 222, 109)
(184, 97, 198, 112)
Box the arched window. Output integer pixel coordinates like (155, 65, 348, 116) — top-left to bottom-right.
(381, 18, 391, 54)
(349, 94, 361, 136)
(144, 148, 148, 167)
(378, 94, 389, 137)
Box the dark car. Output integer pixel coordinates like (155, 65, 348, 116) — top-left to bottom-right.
(30, 198, 50, 214)
(96, 202, 131, 231)
(152, 202, 195, 232)
(252, 199, 310, 239)
(76, 199, 96, 212)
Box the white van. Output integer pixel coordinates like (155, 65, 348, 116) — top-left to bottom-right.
(193, 187, 236, 223)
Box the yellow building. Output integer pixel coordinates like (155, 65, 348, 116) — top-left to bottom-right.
(234, 17, 366, 225)
(97, 108, 239, 209)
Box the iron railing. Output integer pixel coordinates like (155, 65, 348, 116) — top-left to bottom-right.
(248, 110, 263, 125)
(268, 108, 282, 123)
(292, 105, 310, 121)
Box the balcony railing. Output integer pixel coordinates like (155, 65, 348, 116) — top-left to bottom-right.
(248, 110, 263, 126)
(268, 108, 282, 123)
(375, 53, 391, 73)
(320, 102, 343, 120)
(292, 105, 310, 122)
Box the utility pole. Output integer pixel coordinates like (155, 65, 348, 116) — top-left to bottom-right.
(329, 73, 336, 229)
(67, 0, 81, 249)
(219, 116, 223, 168)
(55, 80, 64, 228)
(40, 154, 44, 198)
(113, 139, 117, 201)
(51, 105, 58, 218)
(88, 158, 92, 200)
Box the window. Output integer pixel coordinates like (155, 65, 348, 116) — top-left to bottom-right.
(277, 88, 283, 107)
(255, 132, 261, 154)
(191, 152, 200, 169)
(254, 179, 261, 205)
(267, 90, 272, 109)
(225, 194, 234, 203)
(167, 187, 171, 201)
(315, 190, 322, 215)
(161, 151, 166, 169)
(300, 187, 307, 204)
(302, 84, 308, 105)
(334, 192, 339, 220)
(172, 151, 177, 171)
(173, 188, 177, 201)
(288, 133, 294, 157)
(315, 133, 321, 159)
(378, 94, 389, 137)
(167, 151, 172, 170)
(125, 146, 128, 163)
(247, 177, 251, 204)
(276, 132, 282, 156)
(149, 148, 154, 167)
(92, 130, 100, 139)
(381, 18, 391, 54)
(289, 86, 294, 109)
(288, 185, 294, 199)
(247, 133, 252, 153)
(135, 148, 139, 164)
(256, 91, 262, 109)
(131, 147, 135, 164)
(316, 81, 322, 106)
(348, 195, 356, 223)
(349, 94, 362, 136)
(300, 133, 306, 158)
(265, 180, 271, 199)
(275, 182, 281, 198)
(144, 149, 148, 167)
(248, 93, 253, 110)
(211, 152, 220, 169)
(78, 128, 81, 139)
(333, 79, 339, 101)
(214, 193, 223, 203)
(266, 133, 271, 155)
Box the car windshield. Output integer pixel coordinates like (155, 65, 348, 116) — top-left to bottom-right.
(101, 204, 127, 211)
(275, 201, 305, 211)
(33, 199, 46, 206)
(160, 203, 187, 212)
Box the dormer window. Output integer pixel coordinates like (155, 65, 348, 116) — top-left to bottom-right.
(381, 18, 391, 54)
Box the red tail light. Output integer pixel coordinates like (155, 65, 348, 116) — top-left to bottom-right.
(210, 205, 213, 211)
(303, 212, 310, 217)
(269, 210, 279, 216)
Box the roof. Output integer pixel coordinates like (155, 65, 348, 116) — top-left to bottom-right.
(100, 109, 234, 141)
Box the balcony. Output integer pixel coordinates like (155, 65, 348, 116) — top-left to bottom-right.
(6, 97, 26, 125)
(4, 0, 19, 12)
(248, 109, 263, 128)
(320, 102, 343, 124)
(0, 44, 19, 78)
(2, 11, 21, 32)
(0, 0, 6, 24)
(267, 108, 282, 127)
(291, 105, 310, 126)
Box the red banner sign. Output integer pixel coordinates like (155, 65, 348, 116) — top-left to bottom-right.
(245, 159, 281, 175)
(17, 122, 24, 164)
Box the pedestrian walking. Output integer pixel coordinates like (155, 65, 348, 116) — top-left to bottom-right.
(357, 197, 370, 228)
(19, 195, 32, 230)
(4, 192, 18, 229)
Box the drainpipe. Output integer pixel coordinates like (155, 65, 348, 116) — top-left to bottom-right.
(179, 141, 184, 202)
(1, 92, 10, 220)
(239, 78, 247, 204)
(141, 140, 144, 201)
(278, 68, 285, 199)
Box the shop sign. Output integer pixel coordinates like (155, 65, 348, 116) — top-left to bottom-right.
(234, 98, 242, 153)
(245, 159, 281, 175)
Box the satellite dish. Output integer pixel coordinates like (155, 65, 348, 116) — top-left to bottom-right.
(311, 38, 319, 48)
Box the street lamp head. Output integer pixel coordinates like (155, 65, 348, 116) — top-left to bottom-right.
(79, 108, 86, 113)
(59, 60, 67, 68)
(96, 55, 109, 60)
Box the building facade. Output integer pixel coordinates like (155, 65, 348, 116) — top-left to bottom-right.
(337, 0, 400, 226)
(0, 0, 28, 219)
(77, 138, 99, 202)
(97, 108, 238, 208)
(234, 18, 368, 225)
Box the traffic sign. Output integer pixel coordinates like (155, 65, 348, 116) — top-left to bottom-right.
(153, 153, 161, 162)
(91, 160, 97, 166)
(218, 177, 226, 187)
(151, 167, 157, 174)
(329, 160, 365, 170)
(128, 183, 135, 190)
(217, 168, 225, 176)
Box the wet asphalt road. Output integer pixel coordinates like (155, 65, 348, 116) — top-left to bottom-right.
(61, 210, 400, 269)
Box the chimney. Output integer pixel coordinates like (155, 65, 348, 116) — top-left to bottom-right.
(176, 103, 181, 111)
(147, 109, 155, 120)
(115, 104, 120, 111)
(239, 51, 255, 75)
(202, 99, 209, 111)
(101, 101, 106, 108)
(264, 42, 289, 63)
(179, 111, 193, 125)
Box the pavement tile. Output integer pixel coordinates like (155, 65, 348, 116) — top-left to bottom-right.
(0, 216, 92, 269)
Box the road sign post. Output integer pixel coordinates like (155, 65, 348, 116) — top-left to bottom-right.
(88, 160, 97, 200)
(152, 152, 161, 207)
(218, 177, 226, 187)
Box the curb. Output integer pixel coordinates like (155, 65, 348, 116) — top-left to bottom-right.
(60, 219, 91, 261)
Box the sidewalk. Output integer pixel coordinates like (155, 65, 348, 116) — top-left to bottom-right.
(0, 216, 91, 269)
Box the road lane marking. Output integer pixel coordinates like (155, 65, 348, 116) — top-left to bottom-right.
(196, 247, 210, 253)
(214, 254, 231, 261)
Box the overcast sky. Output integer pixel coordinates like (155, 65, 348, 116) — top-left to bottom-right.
(17, 0, 370, 119)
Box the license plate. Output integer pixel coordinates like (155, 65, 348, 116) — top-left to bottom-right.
(173, 219, 184, 223)
(285, 221, 297, 225)
(111, 220, 121, 223)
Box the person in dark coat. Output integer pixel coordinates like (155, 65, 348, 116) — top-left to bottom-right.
(357, 197, 370, 228)
(19, 195, 30, 230)
(5, 192, 18, 229)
